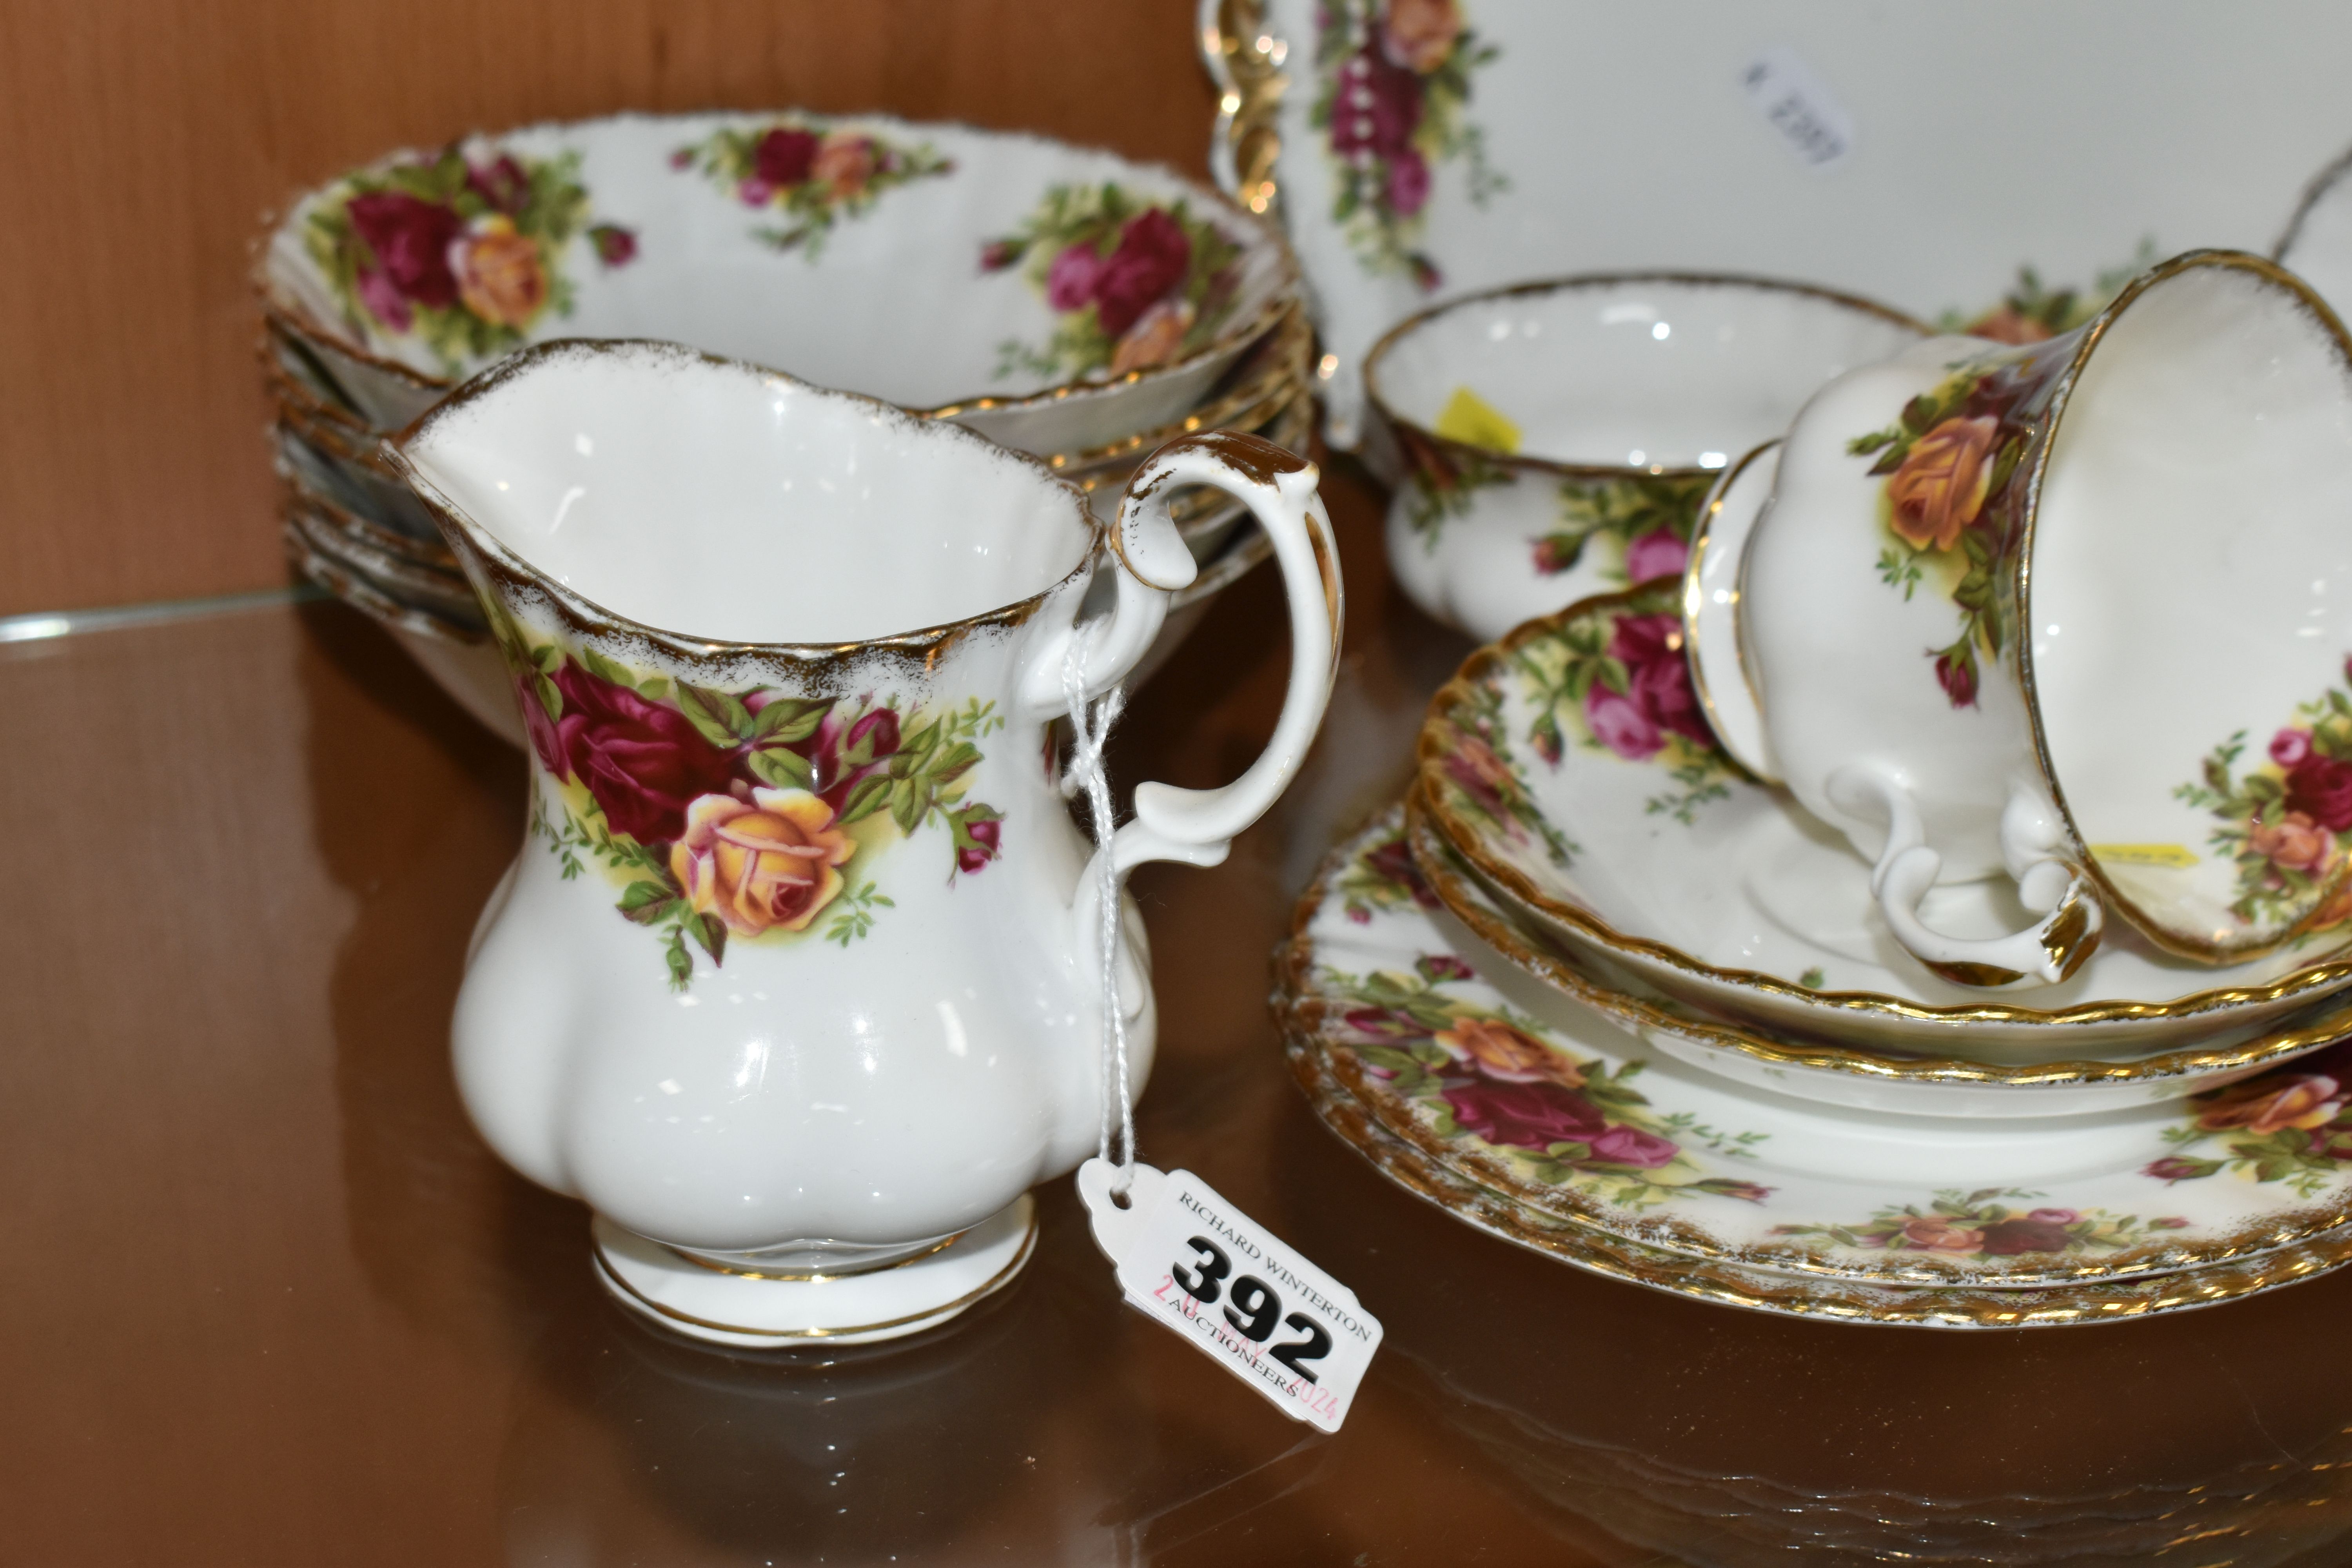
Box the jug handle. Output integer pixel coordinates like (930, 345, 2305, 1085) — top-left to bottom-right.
(1018, 430, 1344, 961)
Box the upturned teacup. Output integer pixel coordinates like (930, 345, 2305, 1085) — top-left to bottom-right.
(1689, 250, 2352, 987)
(1364, 273, 1925, 641)
(385, 340, 1342, 1344)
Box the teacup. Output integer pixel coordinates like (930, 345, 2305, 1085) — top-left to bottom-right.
(1363, 274, 1926, 641)
(384, 340, 1342, 1345)
(1690, 250, 2352, 987)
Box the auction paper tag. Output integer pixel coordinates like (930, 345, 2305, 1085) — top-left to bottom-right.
(1739, 45, 1856, 171)
(1078, 1160, 1381, 1434)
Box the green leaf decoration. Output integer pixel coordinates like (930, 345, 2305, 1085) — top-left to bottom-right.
(617, 881, 678, 924)
(751, 697, 830, 744)
(928, 741, 982, 788)
(690, 913, 727, 965)
(746, 745, 816, 791)
(1985, 436, 2025, 497)
(837, 774, 894, 825)
(579, 646, 637, 689)
(676, 681, 757, 746)
(891, 775, 927, 836)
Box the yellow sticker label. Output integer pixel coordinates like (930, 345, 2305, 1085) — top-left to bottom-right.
(2090, 844, 2200, 868)
(1433, 386, 1521, 454)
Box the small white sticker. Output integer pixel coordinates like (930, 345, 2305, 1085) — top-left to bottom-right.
(1079, 1161, 1381, 1433)
(1740, 45, 1856, 171)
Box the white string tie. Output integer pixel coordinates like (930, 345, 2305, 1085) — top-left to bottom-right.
(1062, 627, 1133, 1198)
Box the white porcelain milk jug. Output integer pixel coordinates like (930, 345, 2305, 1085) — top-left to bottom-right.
(386, 339, 1342, 1345)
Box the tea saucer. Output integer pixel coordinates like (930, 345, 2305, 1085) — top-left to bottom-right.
(1414, 581, 2352, 1060)
(1279, 811, 2352, 1290)
(1403, 791, 2352, 1118)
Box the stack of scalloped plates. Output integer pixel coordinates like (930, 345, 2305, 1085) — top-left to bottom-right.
(255, 109, 1317, 743)
(1274, 581, 2352, 1326)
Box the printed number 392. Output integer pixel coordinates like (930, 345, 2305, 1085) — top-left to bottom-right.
(1171, 1236, 1334, 1382)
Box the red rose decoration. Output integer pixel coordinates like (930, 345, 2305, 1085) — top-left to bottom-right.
(1585, 1124, 1679, 1168)
(1344, 1006, 1429, 1045)
(808, 704, 902, 811)
(551, 662, 738, 845)
(1609, 613, 1711, 746)
(1440, 1078, 1606, 1151)
(1046, 242, 1106, 313)
(1935, 646, 1979, 708)
(1385, 147, 1431, 217)
(518, 678, 566, 777)
(1976, 1217, 2073, 1256)
(345, 192, 464, 310)
(1530, 535, 1579, 576)
(466, 154, 531, 214)
(2286, 753, 2352, 832)
(1328, 46, 1425, 162)
(1092, 209, 1192, 339)
(1361, 836, 1440, 908)
(956, 815, 1001, 875)
(1621, 528, 1689, 585)
(589, 223, 638, 267)
(1584, 688, 1661, 761)
(754, 127, 821, 190)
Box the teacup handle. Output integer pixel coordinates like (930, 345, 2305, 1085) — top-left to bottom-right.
(1830, 764, 2103, 989)
(1018, 431, 1343, 1003)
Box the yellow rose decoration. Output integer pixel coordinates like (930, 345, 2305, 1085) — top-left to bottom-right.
(1435, 1016, 1584, 1088)
(1885, 414, 1998, 553)
(454, 215, 550, 329)
(671, 788, 855, 938)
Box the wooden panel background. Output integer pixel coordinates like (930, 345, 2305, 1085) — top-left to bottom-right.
(0, 1, 1221, 617)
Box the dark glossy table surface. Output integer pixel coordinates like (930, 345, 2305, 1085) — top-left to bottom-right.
(8, 458, 2352, 1567)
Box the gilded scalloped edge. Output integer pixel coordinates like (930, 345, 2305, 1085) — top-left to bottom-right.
(1414, 582, 2352, 1033)
(1281, 1030, 2352, 1328)
(1278, 812, 2352, 1288)
(1201, 0, 1286, 217)
(1403, 786, 2352, 1089)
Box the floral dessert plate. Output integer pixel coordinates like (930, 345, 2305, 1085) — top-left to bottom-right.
(1201, 0, 2352, 445)
(260, 111, 1295, 457)
(1416, 583, 2352, 1060)
(1283, 810, 2352, 1288)
(1287, 1018, 2352, 1326)
(1402, 794, 2352, 1119)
